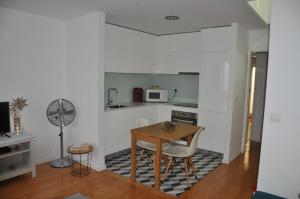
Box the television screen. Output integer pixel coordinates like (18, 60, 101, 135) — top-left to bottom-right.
(0, 102, 11, 134)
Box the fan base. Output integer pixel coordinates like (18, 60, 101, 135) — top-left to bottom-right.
(50, 157, 73, 168)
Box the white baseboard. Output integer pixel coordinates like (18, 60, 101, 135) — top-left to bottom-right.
(91, 164, 106, 172)
(222, 158, 230, 164)
(223, 152, 242, 164)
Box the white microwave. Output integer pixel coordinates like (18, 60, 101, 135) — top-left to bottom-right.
(146, 89, 168, 102)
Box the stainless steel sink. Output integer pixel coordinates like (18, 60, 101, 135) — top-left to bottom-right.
(107, 105, 128, 109)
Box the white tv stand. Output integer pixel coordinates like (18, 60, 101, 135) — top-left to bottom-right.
(0, 132, 36, 181)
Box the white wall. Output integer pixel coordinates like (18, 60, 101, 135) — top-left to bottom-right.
(66, 12, 106, 171)
(248, 29, 269, 143)
(0, 8, 106, 170)
(257, 0, 300, 198)
(249, 29, 269, 52)
(0, 7, 67, 164)
(240, 28, 270, 148)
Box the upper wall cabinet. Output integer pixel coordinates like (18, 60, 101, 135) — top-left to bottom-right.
(201, 26, 235, 53)
(156, 32, 201, 74)
(105, 25, 156, 73)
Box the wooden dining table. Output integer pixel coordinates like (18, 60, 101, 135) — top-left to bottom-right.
(130, 122, 205, 190)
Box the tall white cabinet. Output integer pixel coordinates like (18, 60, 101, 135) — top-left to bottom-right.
(198, 24, 248, 162)
(198, 52, 232, 112)
(197, 26, 237, 158)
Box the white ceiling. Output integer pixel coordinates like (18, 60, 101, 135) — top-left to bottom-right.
(0, 0, 266, 35)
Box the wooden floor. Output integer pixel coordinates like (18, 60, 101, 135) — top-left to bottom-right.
(0, 142, 260, 199)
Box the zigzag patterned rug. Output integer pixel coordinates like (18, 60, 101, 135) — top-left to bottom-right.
(105, 148, 223, 197)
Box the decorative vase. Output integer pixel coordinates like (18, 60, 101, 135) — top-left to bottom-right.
(14, 116, 22, 134)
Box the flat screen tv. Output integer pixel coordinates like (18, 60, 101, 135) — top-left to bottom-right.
(0, 102, 11, 137)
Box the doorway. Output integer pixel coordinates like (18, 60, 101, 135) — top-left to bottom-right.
(244, 52, 268, 152)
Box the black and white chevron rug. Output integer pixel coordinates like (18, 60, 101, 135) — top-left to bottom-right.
(105, 148, 223, 197)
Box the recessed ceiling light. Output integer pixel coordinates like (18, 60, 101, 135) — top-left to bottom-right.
(164, 16, 180, 20)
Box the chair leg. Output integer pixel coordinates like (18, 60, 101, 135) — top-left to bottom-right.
(146, 152, 150, 166)
(152, 153, 156, 168)
(162, 157, 173, 182)
(184, 158, 190, 187)
(187, 157, 192, 173)
(136, 149, 144, 167)
(191, 161, 197, 178)
(145, 151, 153, 166)
(171, 161, 174, 173)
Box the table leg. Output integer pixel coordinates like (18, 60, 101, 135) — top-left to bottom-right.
(154, 139, 162, 190)
(79, 154, 82, 176)
(130, 134, 137, 185)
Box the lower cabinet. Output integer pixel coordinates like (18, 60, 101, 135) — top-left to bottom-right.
(104, 105, 159, 155)
(197, 110, 228, 154)
(159, 105, 228, 154)
(104, 104, 227, 158)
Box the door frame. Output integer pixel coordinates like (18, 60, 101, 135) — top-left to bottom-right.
(241, 50, 268, 153)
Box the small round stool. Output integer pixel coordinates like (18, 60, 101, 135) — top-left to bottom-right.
(67, 145, 93, 177)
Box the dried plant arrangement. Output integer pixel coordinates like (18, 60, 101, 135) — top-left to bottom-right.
(10, 97, 28, 134)
(10, 97, 28, 117)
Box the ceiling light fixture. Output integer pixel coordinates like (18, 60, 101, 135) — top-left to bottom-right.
(164, 16, 180, 20)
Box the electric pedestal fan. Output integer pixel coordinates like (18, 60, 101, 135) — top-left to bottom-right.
(47, 99, 76, 168)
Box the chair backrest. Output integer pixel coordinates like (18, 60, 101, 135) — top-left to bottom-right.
(186, 129, 202, 157)
(136, 118, 150, 128)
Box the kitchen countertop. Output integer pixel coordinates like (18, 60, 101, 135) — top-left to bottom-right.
(105, 102, 198, 112)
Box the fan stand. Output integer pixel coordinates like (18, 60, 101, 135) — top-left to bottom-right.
(50, 126, 73, 168)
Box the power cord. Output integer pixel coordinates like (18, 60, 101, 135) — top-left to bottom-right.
(168, 88, 178, 100)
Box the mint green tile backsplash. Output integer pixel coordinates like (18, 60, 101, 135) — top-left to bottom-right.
(153, 74, 199, 104)
(105, 73, 154, 104)
(105, 73, 199, 104)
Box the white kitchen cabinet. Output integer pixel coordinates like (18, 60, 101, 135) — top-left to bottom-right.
(157, 104, 227, 154)
(157, 104, 172, 121)
(157, 104, 198, 121)
(198, 52, 232, 113)
(201, 26, 234, 53)
(156, 32, 201, 74)
(104, 104, 200, 155)
(197, 111, 227, 154)
(104, 105, 159, 155)
(105, 24, 156, 73)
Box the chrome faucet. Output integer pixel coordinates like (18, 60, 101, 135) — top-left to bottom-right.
(107, 88, 118, 105)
